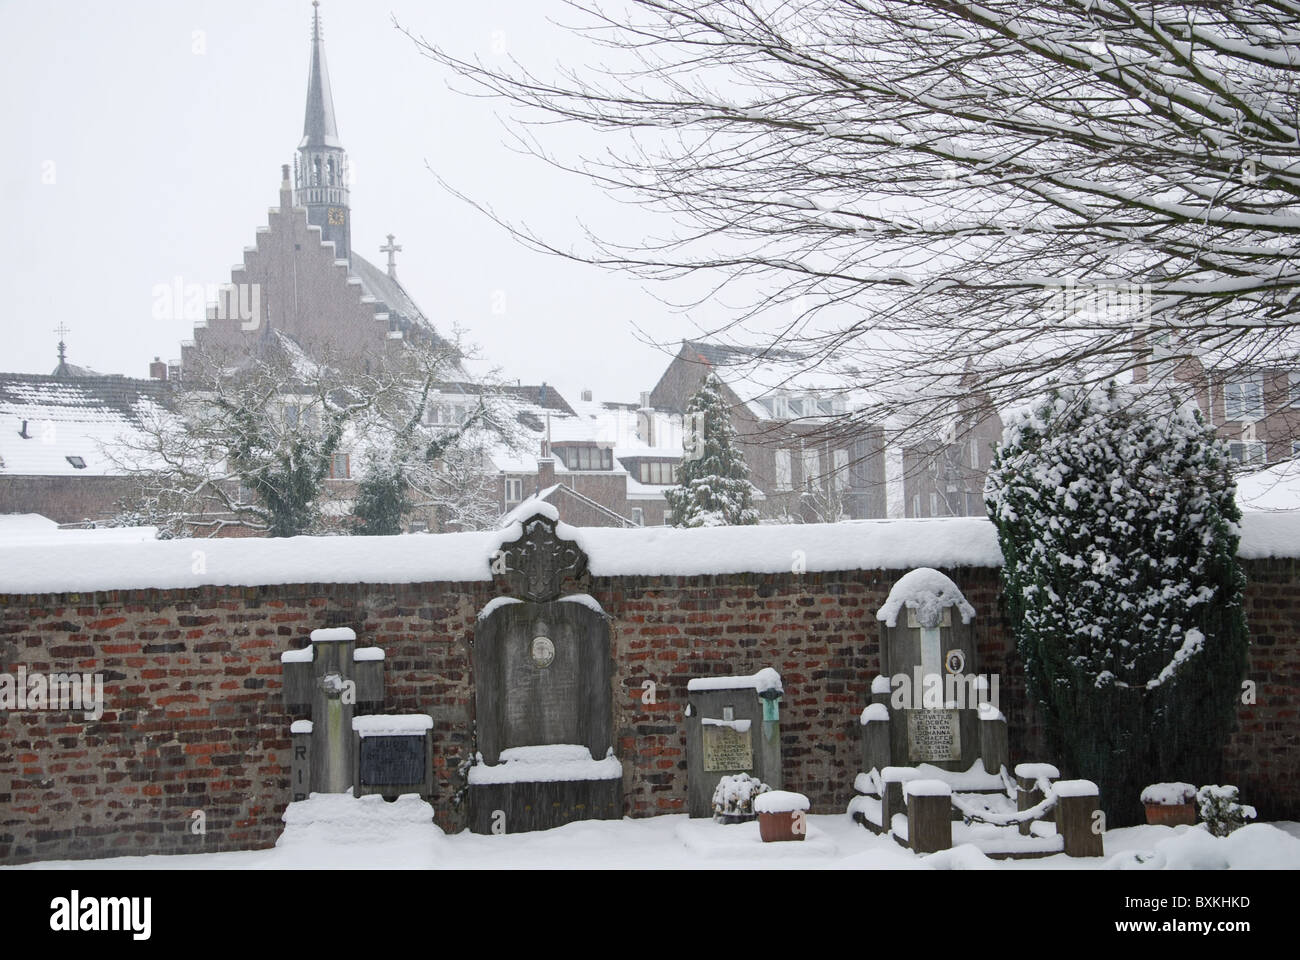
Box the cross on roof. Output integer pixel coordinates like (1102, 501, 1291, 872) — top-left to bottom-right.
(53, 323, 70, 365)
(380, 233, 402, 279)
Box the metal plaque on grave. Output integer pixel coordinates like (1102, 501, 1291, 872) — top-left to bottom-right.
(358, 736, 426, 786)
(702, 722, 754, 772)
(907, 709, 961, 763)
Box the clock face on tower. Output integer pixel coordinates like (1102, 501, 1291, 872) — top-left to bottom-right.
(328, 207, 345, 226)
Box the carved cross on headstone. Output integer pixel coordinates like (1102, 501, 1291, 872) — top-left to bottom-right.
(380, 233, 402, 280)
(281, 627, 384, 798)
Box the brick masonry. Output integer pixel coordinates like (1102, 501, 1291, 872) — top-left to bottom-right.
(1, 559, 1296, 864)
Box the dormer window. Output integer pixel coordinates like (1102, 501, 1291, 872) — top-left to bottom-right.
(554, 445, 612, 471)
(66, 456, 86, 469)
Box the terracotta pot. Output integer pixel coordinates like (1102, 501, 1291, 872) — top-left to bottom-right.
(715, 812, 757, 825)
(1145, 801, 1197, 827)
(758, 809, 806, 842)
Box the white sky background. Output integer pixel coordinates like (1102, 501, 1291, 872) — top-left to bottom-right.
(0, 0, 718, 406)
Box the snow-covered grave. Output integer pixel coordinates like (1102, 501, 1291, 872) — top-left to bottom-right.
(685, 668, 785, 819)
(849, 568, 1105, 859)
(281, 627, 433, 802)
(466, 509, 623, 833)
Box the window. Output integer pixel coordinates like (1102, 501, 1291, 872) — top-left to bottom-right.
(65, 456, 86, 469)
(557, 446, 612, 471)
(769, 396, 791, 419)
(1224, 378, 1264, 422)
(912, 493, 921, 517)
(802, 448, 820, 490)
(929, 491, 939, 516)
(638, 461, 678, 485)
(631, 507, 644, 526)
(505, 478, 523, 503)
(329, 453, 350, 479)
(1291, 374, 1300, 408)
(833, 448, 849, 491)
(774, 449, 792, 491)
(237, 482, 253, 504)
(970, 437, 981, 470)
(1228, 442, 1265, 467)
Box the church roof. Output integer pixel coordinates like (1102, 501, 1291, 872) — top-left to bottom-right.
(300, 2, 341, 150)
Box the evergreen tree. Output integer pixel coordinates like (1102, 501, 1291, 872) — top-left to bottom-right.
(666, 373, 759, 527)
(984, 382, 1248, 826)
(351, 458, 409, 536)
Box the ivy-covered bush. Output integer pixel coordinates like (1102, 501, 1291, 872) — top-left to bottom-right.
(985, 382, 1249, 826)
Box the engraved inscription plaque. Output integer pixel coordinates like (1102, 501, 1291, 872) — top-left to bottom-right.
(906, 709, 961, 762)
(359, 736, 426, 785)
(702, 723, 754, 772)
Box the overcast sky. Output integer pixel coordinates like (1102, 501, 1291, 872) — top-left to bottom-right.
(1, 0, 715, 406)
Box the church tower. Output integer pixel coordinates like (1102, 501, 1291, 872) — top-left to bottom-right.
(294, 2, 351, 261)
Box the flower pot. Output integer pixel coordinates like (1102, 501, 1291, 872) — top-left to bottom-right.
(758, 810, 806, 842)
(714, 812, 756, 825)
(1144, 801, 1197, 827)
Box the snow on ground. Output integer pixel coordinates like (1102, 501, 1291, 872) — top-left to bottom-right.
(7, 799, 1298, 870)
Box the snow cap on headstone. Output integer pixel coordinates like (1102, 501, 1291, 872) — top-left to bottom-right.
(876, 567, 976, 629)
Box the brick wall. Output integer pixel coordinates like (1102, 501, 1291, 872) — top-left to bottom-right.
(1, 560, 1295, 864)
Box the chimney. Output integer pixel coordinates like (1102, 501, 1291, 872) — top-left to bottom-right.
(19, 420, 29, 439)
(149, 356, 168, 380)
(537, 454, 556, 492)
(280, 163, 293, 210)
(639, 391, 651, 409)
(581, 389, 593, 403)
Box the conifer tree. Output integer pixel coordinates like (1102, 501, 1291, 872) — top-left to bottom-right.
(666, 373, 760, 527)
(985, 382, 1249, 825)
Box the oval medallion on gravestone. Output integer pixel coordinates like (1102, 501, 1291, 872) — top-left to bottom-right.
(945, 649, 966, 675)
(531, 635, 556, 668)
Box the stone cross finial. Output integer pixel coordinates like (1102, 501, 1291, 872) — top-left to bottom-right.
(380, 233, 402, 279)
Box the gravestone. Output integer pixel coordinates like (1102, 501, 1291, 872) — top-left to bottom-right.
(468, 505, 622, 833)
(281, 627, 383, 796)
(685, 668, 783, 818)
(352, 715, 434, 801)
(872, 568, 1005, 775)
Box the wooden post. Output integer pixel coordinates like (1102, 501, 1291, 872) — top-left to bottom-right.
(1014, 762, 1058, 836)
(905, 779, 952, 854)
(1054, 779, 1104, 857)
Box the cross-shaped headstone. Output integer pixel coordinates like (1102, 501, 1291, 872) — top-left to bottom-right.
(281, 627, 384, 797)
(380, 233, 402, 279)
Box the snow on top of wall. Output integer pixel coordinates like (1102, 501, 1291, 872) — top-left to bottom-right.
(1, 512, 1297, 595)
(687, 667, 783, 694)
(876, 566, 976, 628)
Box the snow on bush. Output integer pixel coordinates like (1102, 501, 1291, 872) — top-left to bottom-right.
(1196, 785, 1256, 837)
(711, 773, 771, 820)
(984, 381, 1249, 825)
